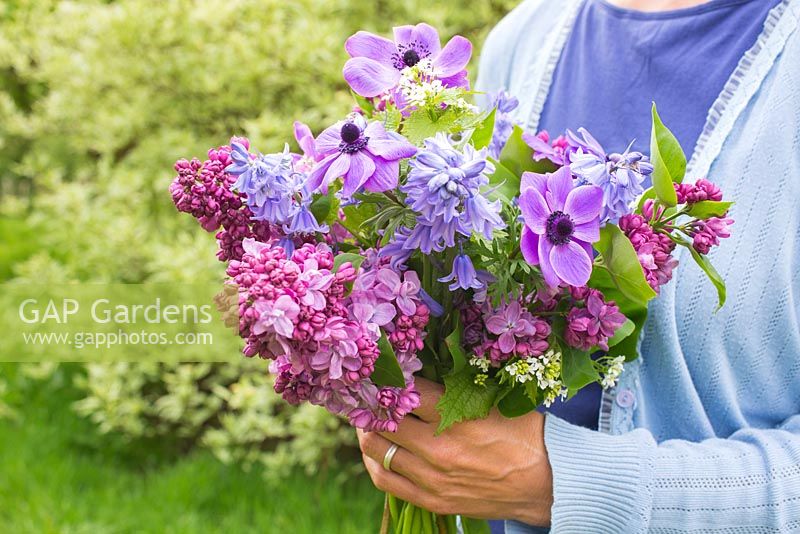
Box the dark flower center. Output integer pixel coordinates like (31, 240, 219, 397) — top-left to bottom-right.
(392, 42, 431, 70)
(546, 211, 574, 245)
(402, 49, 421, 67)
(340, 122, 361, 144)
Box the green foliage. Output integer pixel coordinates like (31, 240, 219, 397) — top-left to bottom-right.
(685, 200, 734, 219)
(594, 225, 658, 305)
(689, 245, 727, 309)
(0, 370, 382, 533)
(560, 346, 600, 394)
(469, 108, 496, 150)
(435, 369, 499, 434)
(649, 103, 686, 206)
(444, 316, 467, 374)
(373, 332, 406, 388)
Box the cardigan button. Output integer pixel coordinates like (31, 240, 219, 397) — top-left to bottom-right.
(615, 389, 636, 409)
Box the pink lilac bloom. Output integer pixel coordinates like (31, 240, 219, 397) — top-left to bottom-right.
(675, 178, 724, 204)
(169, 139, 275, 262)
(373, 269, 423, 316)
(523, 130, 570, 166)
(343, 23, 472, 98)
(619, 213, 679, 292)
(518, 166, 603, 288)
(476, 300, 551, 365)
(308, 114, 417, 197)
(564, 289, 627, 351)
(689, 217, 734, 255)
(227, 238, 423, 432)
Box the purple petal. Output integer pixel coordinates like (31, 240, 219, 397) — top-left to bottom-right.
(519, 189, 550, 233)
(537, 238, 560, 288)
(439, 70, 469, 90)
(485, 316, 507, 335)
(565, 184, 603, 224)
(393, 25, 414, 49)
(315, 124, 343, 154)
(546, 166, 573, 212)
(307, 153, 338, 192)
(365, 123, 417, 160)
(363, 157, 399, 193)
(433, 36, 472, 77)
(294, 121, 317, 157)
(343, 151, 376, 195)
(411, 23, 442, 57)
(572, 221, 600, 243)
(372, 303, 397, 326)
(550, 240, 593, 287)
(396, 296, 416, 316)
(520, 171, 548, 197)
(520, 226, 540, 265)
(376, 269, 400, 290)
(498, 331, 515, 354)
(343, 57, 400, 98)
(345, 31, 397, 68)
(325, 154, 351, 187)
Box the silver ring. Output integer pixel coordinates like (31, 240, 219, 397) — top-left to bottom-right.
(383, 443, 400, 471)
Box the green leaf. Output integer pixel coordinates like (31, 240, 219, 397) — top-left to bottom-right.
(685, 200, 733, 219)
(688, 247, 727, 310)
(444, 316, 467, 374)
(561, 346, 600, 393)
(498, 125, 556, 177)
(309, 193, 332, 224)
(350, 90, 375, 115)
(650, 103, 686, 206)
(486, 158, 521, 202)
(470, 108, 496, 150)
(461, 517, 492, 534)
(402, 108, 461, 145)
(496, 384, 537, 418)
(637, 187, 657, 212)
(593, 225, 657, 305)
(372, 331, 406, 388)
(332, 252, 365, 273)
(435, 370, 500, 434)
(607, 318, 635, 348)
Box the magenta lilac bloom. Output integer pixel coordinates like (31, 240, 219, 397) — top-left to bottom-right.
(518, 166, 603, 288)
(565, 289, 627, 351)
(308, 114, 417, 197)
(343, 23, 472, 98)
(523, 130, 570, 166)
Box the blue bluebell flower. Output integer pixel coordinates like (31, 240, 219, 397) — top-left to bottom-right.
(439, 253, 482, 291)
(226, 143, 298, 225)
(486, 91, 520, 159)
(568, 129, 653, 223)
(401, 133, 504, 254)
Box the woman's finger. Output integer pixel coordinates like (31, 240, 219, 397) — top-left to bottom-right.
(358, 429, 439, 487)
(363, 455, 446, 514)
(376, 415, 441, 462)
(410, 377, 443, 423)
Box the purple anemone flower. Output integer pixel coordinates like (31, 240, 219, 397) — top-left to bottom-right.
(308, 114, 417, 197)
(343, 23, 472, 98)
(519, 166, 603, 288)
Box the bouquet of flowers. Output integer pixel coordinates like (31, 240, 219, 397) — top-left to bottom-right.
(169, 22, 733, 534)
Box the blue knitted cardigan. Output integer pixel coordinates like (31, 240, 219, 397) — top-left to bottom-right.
(476, 1, 800, 532)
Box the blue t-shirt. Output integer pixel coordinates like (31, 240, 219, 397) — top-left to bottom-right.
(538, 0, 779, 429)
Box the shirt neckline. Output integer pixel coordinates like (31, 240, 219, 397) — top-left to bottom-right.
(591, 0, 761, 20)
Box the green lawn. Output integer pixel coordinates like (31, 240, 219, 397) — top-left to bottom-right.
(0, 370, 383, 534)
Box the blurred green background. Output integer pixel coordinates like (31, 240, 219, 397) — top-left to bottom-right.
(0, 0, 516, 532)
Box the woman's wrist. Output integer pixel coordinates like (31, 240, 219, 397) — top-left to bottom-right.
(511, 413, 554, 526)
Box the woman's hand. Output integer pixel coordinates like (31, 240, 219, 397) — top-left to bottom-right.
(357, 378, 553, 526)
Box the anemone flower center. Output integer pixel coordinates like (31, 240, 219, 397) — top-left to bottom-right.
(546, 211, 574, 245)
(402, 49, 421, 67)
(338, 123, 368, 154)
